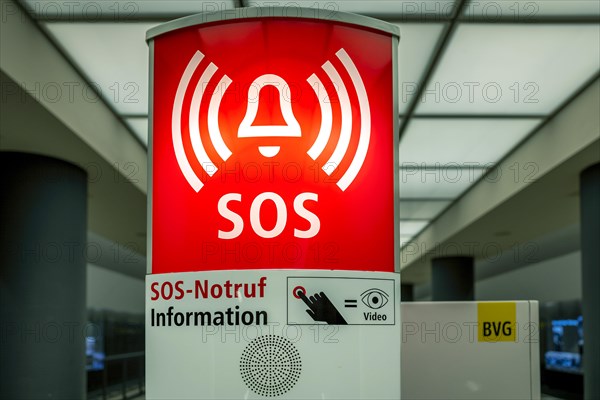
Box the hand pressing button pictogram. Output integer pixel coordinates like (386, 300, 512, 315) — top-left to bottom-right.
(298, 291, 348, 325)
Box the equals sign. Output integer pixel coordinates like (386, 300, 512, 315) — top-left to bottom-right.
(345, 299, 357, 308)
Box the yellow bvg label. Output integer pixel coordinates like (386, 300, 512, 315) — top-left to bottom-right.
(478, 302, 516, 342)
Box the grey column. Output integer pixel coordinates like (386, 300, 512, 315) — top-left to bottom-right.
(580, 163, 599, 399)
(401, 284, 414, 302)
(0, 152, 87, 399)
(431, 256, 474, 301)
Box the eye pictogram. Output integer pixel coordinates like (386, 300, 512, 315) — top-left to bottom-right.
(361, 288, 389, 309)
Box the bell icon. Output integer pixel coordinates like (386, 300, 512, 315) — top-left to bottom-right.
(238, 74, 301, 157)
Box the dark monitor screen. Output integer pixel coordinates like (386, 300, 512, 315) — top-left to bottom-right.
(86, 333, 105, 371)
(544, 316, 583, 374)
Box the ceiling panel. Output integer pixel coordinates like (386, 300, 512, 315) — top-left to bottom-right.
(24, 0, 459, 19)
(400, 199, 452, 219)
(125, 117, 148, 145)
(23, 1, 235, 18)
(43, 22, 157, 115)
(396, 23, 446, 114)
(250, 1, 456, 16)
(399, 118, 541, 165)
(400, 167, 487, 198)
(416, 24, 600, 115)
(463, 0, 600, 18)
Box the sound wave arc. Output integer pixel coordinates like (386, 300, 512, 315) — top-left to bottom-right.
(189, 62, 218, 177)
(172, 51, 233, 192)
(172, 50, 205, 192)
(335, 48, 371, 192)
(321, 60, 352, 176)
(208, 75, 233, 162)
(306, 48, 372, 191)
(307, 74, 333, 161)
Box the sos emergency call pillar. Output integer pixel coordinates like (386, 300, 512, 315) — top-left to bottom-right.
(145, 8, 400, 399)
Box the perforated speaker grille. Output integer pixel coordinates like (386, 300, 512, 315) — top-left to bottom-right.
(240, 335, 302, 397)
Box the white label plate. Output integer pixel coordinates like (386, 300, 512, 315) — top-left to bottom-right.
(146, 269, 400, 399)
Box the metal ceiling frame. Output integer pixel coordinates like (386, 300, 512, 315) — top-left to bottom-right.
(12, 0, 148, 149)
(401, 71, 600, 242)
(22, 3, 600, 24)
(410, 114, 547, 119)
(397, 0, 469, 142)
(391, 0, 600, 240)
(15, 0, 600, 242)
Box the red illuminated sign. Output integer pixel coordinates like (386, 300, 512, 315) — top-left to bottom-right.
(150, 17, 397, 274)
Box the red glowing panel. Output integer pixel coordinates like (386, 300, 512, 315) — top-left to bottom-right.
(151, 18, 395, 273)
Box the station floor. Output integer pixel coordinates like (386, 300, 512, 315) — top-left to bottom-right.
(116, 393, 565, 399)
